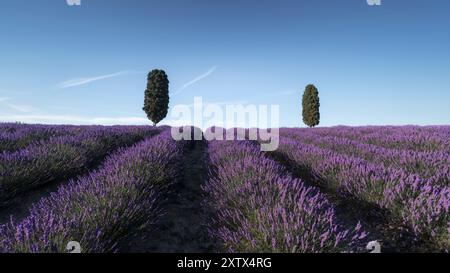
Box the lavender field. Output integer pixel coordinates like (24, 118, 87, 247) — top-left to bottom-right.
(0, 124, 448, 253)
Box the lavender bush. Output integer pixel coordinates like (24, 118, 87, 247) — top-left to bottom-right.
(300, 126, 450, 153)
(276, 129, 449, 251)
(204, 140, 367, 253)
(0, 125, 160, 206)
(0, 124, 92, 152)
(0, 130, 186, 253)
(280, 129, 449, 183)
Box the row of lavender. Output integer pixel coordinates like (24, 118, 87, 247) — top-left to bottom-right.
(204, 140, 368, 253)
(0, 130, 186, 253)
(0, 123, 97, 152)
(281, 128, 449, 184)
(0, 124, 161, 206)
(277, 128, 449, 251)
(303, 126, 450, 154)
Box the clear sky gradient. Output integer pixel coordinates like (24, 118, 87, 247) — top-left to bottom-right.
(0, 0, 449, 127)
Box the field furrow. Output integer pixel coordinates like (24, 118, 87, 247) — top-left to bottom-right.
(120, 137, 216, 252)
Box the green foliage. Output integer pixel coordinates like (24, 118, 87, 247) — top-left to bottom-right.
(302, 84, 320, 128)
(143, 69, 170, 126)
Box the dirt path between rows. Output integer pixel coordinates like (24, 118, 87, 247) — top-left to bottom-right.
(121, 140, 217, 253)
(0, 160, 107, 225)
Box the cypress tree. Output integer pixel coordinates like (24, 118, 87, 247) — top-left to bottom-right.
(302, 84, 320, 127)
(143, 69, 169, 126)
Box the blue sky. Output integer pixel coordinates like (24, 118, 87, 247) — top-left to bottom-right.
(0, 0, 449, 127)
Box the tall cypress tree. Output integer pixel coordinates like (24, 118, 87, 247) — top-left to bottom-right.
(143, 69, 169, 126)
(302, 84, 320, 128)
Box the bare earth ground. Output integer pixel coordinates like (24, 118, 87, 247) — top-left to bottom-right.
(120, 141, 218, 253)
(0, 164, 100, 225)
(0, 181, 64, 225)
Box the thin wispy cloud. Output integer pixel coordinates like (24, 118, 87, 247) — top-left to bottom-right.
(6, 104, 38, 113)
(0, 97, 38, 113)
(57, 70, 141, 88)
(174, 66, 218, 96)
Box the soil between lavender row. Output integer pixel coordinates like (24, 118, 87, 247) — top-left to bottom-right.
(118, 140, 218, 253)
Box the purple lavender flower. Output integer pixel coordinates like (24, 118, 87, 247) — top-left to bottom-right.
(204, 140, 367, 253)
(0, 130, 186, 253)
